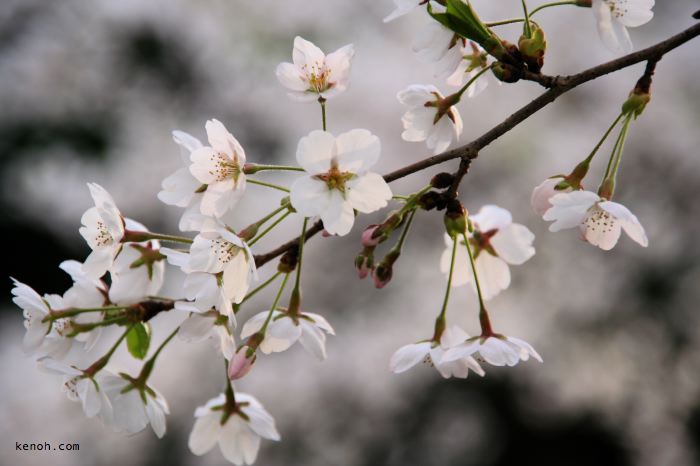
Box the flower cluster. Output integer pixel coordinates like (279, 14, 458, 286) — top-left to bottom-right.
(7, 1, 665, 464)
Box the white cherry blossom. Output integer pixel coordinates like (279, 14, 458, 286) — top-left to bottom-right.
(79, 183, 125, 277)
(11, 279, 52, 352)
(188, 392, 280, 465)
(441, 205, 535, 300)
(100, 374, 169, 438)
(240, 310, 335, 360)
(189, 119, 247, 219)
(109, 220, 165, 304)
(390, 325, 484, 378)
(384, 0, 424, 22)
(412, 5, 464, 78)
(530, 177, 572, 217)
(186, 225, 257, 305)
(397, 84, 463, 155)
(543, 190, 648, 250)
(276, 36, 354, 101)
(179, 311, 236, 360)
(446, 42, 492, 97)
(290, 129, 392, 236)
(592, 0, 654, 53)
(443, 334, 542, 367)
(38, 357, 113, 419)
(158, 130, 217, 232)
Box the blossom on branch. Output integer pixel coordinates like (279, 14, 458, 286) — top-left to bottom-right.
(79, 183, 125, 277)
(441, 205, 535, 300)
(188, 392, 280, 465)
(397, 84, 463, 155)
(290, 129, 392, 236)
(444, 334, 542, 367)
(276, 36, 354, 102)
(543, 190, 648, 250)
(592, 0, 654, 53)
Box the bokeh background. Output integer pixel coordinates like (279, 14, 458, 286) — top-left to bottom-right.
(1, 1, 699, 465)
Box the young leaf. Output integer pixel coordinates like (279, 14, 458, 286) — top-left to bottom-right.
(126, 323, 151, 360)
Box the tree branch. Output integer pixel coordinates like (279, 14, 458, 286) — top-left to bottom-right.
(254, 23, 700, 269)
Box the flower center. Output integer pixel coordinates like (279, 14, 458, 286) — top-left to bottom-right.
(465, 229, 498, 258)
(209, 152, 242, 184)
(583, 205, 616, 235)
(303, 61, 332, 93)
(314, 164, 354, 193)
(94, 220, 114, 246)
(211, 238, 243, 267)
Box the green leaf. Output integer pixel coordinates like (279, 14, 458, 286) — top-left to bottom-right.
(126, 323, 151, 360)
(445, 0, 492, 44)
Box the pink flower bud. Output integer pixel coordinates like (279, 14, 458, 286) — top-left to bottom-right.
(361, 225, 381, 247)
(373, 263, 393, 289)
(228, 346, 255, 380)
(531, 177, 569, 217)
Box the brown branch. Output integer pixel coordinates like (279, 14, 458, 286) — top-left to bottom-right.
(254, 23, 700, 269)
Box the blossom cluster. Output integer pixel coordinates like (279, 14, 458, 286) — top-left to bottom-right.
(8, 1, 659, 464)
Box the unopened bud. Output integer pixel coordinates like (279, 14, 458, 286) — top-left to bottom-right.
(444, 199, 467, 237)
(278, 247, 298, 273)
(417, 191, 441, 211)
(361, 225, 382, 247)
(492, 62, 521, 83)
(228, 346, 256, 380)
(373, 250, 399, 289)
(355, 247, 375, 279)
(518, 24, 547, 73)
(431, 172, 454, 189)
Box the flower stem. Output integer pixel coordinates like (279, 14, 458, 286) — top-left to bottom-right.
(583, 112, 625, 166)
(150, 326, 180, 363)
(319, 97, 327, 131)
(486, 18, 525, 27)
(293, 218, 308, 293)
(224, 359, 236, 406)
(530, 0, 579, 16)
(137, 326, 180, 382)
(600, 114, 632, 192)
(247, 178, 290, 193)
(455, 64, 493, 99)
(236, 271, 282, 309)
(84, 325, 133, 376)
(434, 235, 458, 340)
(521, 0, 532, 37)
(260, 273, 291, 334)
(248, 211, 292, 247)
(45, 306, 127, 322)
(244, 164, 304, 174)
(123, 230, 193, 244)
(461, 231, 490, 332)
(393, 208, 417, 252)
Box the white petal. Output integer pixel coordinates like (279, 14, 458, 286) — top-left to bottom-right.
(188, 413, 221, 455)
(290, 176, 331, 217)
(295, 130, 335, 175)
(491, 223, 535, 265)
(470, 205, 512, 232)
(346, 173, 392, 214)
(389, 342, 430, 373)
(320, 190, 355, 236)
(473, 253, 510, 301)
(292, 36, 326, 71)
(275, 62, 308, 91)
(299, 321, 328, 360)
(599, 201, 648, 247)
(334, 129, 381, 173)
(543, 191, 599, 232)
(240, 311, 271, 339)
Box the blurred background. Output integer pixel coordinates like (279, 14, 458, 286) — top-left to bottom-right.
(1, 1, 699, 465)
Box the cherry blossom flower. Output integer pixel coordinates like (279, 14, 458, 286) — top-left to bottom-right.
(158, 130, 217, 232)
(179, 311, 236, 360)
(240, 310, 335, 360)
(290, 129, 392, 236)
(530, 177, 572, 217)
(79, 183, 125, 277)
(543, 190, 648, 250)
(188, 392, 280, 465)
(186, 226, 257, 304)
(276, 36, 354, 102)
(11, 279, 52, 352)
(384, 0, 424, 22)
(100, 373, 169, 438)
(38, 357, 112, 419)
(188, 119, 247, 219)
(446, 42, 491, 97)
(441, 205, 535, 300)
(592, 0, 654, 53)
(390, 325, 484, 378)
(412, 5, 464, 78)
(397, 84, 463, 155)
(443, 334, 542, 367)
(109, 220, 165, 304)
